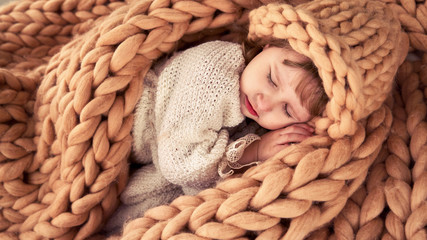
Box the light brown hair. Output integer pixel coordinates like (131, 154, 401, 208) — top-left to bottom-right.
(242, 38, 328, 118)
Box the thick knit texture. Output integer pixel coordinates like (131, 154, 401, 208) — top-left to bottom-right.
(0, 0, 422, 239)
(105, 41, 251, 233)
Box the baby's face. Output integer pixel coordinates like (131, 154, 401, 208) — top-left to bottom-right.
(239, 46, 312, 130)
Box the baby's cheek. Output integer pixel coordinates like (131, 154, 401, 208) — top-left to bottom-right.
(258, 119, 282, 131)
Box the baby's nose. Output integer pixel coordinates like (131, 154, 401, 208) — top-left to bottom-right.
(257, 94, 274, 112)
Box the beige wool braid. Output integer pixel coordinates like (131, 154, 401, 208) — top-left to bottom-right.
(116, 1, 424, 240)
(0, 0, 272, 239)
(0, 0, 424, 240)
(248, 1, 405, 140)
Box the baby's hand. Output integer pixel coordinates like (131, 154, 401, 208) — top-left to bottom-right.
(257, 123, 314, 162)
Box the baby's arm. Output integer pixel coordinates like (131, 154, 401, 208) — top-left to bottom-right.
(238, 123, 314, 165)
(158, 129, 230, 193)
(155, 41, 246, 194)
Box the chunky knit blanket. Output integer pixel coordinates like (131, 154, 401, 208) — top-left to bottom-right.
(0, 0, 426, 239)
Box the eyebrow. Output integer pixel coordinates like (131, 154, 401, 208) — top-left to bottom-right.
(275, 59, 304, 87)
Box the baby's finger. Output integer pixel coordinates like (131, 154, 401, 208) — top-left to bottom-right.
(291, 123, 314, 132)
(276, 133, 311, 145)
(277, 125, 313, 136)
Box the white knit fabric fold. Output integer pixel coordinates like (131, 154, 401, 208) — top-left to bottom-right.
(107, 41, 261, 234)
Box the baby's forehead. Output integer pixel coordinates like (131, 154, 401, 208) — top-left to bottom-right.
(280, 47, 311, 63)
(277, 60, 315, 87)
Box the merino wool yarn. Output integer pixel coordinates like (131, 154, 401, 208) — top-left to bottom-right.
(0, 0, 425, 239)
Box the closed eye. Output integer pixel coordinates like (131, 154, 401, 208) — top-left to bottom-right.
(284, 104, 292, 118)
(267, 72, 277, 87)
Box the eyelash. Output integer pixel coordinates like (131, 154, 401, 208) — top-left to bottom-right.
(284, 104, 292, 118)
(267, 72, 277, 87)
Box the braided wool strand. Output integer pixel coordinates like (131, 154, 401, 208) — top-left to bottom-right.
(0, 0, 127, 70)
(0, 0, 268, 239)
(0, 0, 425, 239)
(249, 1, 404, 139)
(397, 57, 427, 240)
(117, 0, 404, 239)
